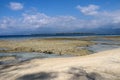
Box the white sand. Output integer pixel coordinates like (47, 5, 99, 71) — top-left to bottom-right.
(1, 48, 120, 80)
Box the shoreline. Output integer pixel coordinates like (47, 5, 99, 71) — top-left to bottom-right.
(0, 36, 120, 53)
(0, 36, 120, 65)
(0, 36, 120, 80)
(1, 48, 120, 80)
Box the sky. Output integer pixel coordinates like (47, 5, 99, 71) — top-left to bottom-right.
(0, 0, 120, 35)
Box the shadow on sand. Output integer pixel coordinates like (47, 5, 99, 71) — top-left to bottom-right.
(1, 63, 106, 80)
(17, 67, 105, 80)
(68, 67, 105, 80)
(17, 72, 58, 80)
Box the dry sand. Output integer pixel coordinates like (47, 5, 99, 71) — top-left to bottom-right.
(0, 48, 120, 80)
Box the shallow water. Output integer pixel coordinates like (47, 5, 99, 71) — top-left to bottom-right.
(87, 40, 120, 53)
(78, 38, 120, 53)
(87, 44, 120, 53)
(0, 36, 120, 65)
(0, 48, 8, 50)
(0, 52, 74, 65)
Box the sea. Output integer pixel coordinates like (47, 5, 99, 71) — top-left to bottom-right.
(0, 34, 119, 40)
(0, 34, 120, 65)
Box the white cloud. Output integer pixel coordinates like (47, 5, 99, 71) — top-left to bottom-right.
(1, 6, 120, 34)
(0, 13, 78, 31)
(0, 17, 16, 29)
(76, 4, 99, 15)
(76, 4, 120, 27)
(9, 2, 23, 10)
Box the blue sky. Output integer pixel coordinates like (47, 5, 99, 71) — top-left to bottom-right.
(0, 0, 120, 35)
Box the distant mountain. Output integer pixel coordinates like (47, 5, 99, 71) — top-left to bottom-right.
(0, 27, 120, 36)
(32, 32, 96, 36)
(92, 28, 120, 35)
(34, 25, 120, 35)
(0, 32, 96, 37)
(74, 27, 120, 35)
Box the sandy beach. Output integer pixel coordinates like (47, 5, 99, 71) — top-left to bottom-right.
(1, 0, 120, 79)
(0, 36, 120, 80)
(0, 48, 120, 80)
